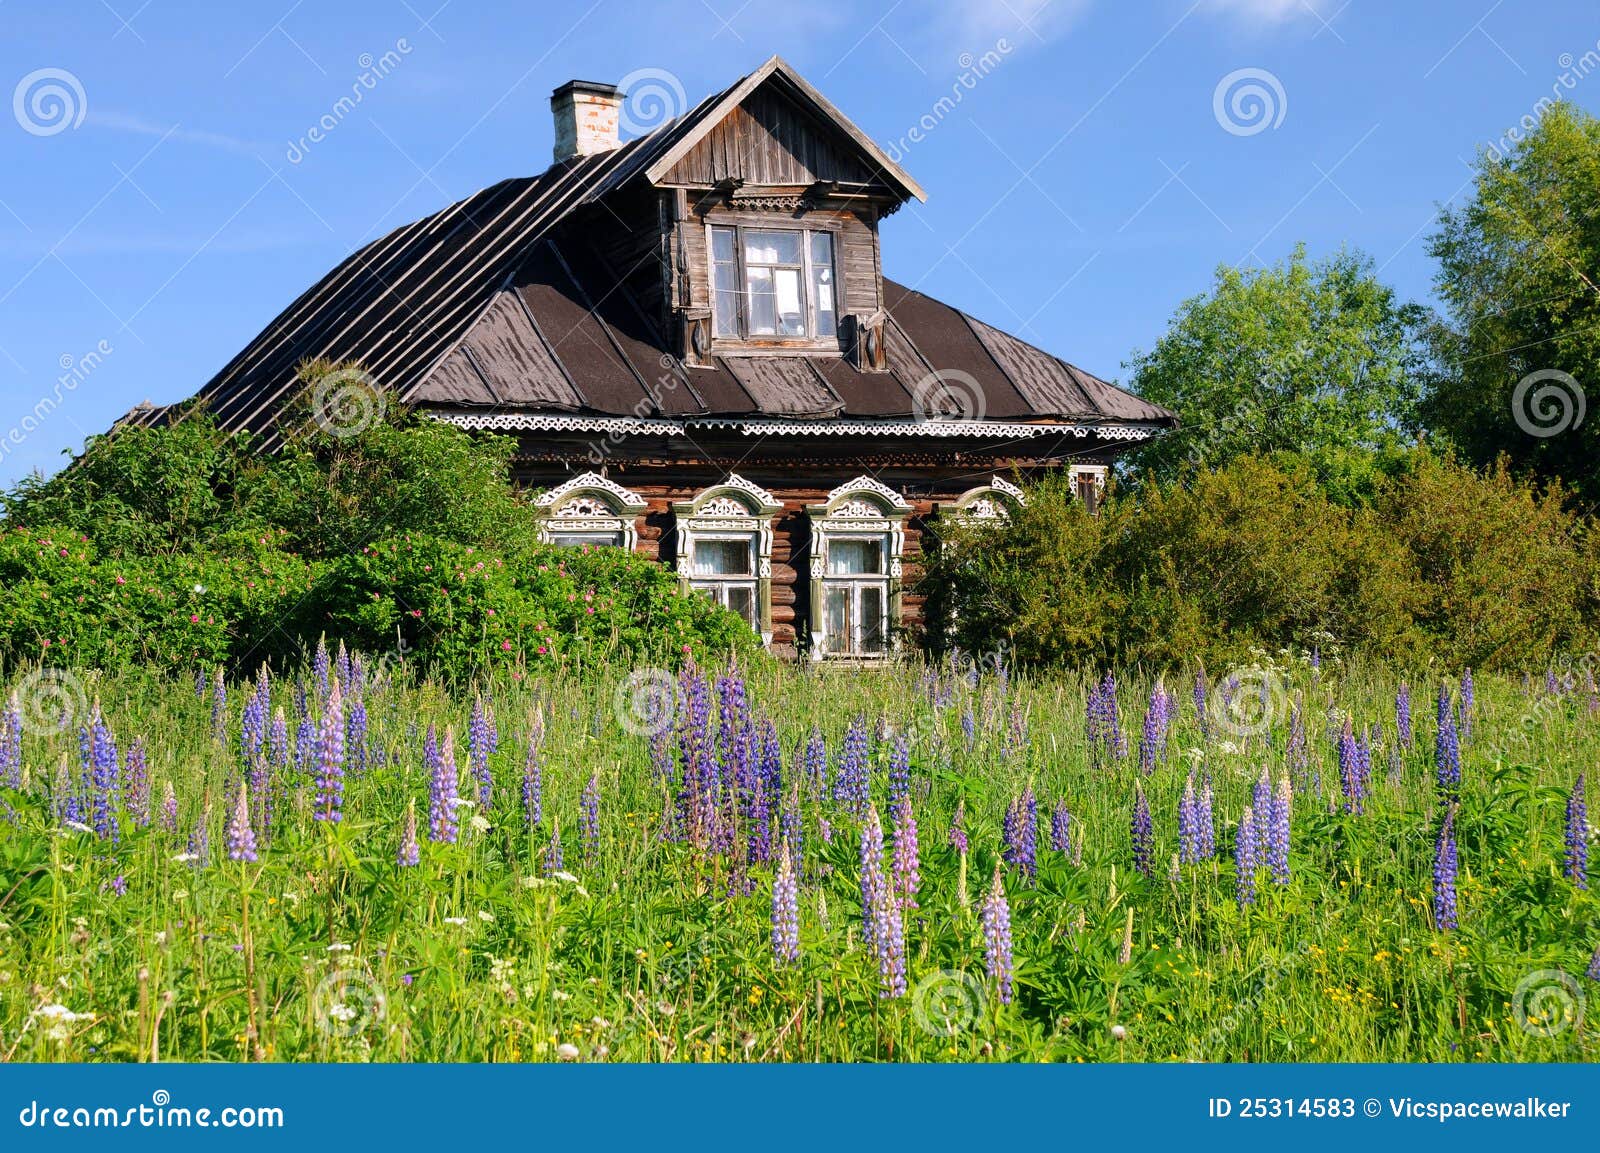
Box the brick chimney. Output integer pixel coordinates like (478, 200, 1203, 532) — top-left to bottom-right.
(550, 80, 622, 162)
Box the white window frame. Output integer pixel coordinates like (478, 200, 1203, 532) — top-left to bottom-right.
(805, 476, 912, 662)
(673, 475, 783, 646)
(706, 222, 840, 344)
(533, 471, 648, 550)
(947, 475, 1026, 523)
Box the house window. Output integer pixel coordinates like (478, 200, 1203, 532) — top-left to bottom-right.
(708, 224, 836, 342)
(689, 536, 758, 627)
(1074, 467, 1105, 515)
(805, 476, 912, 661)
(821, 536, 888, 656)
(673, 475, 784, 645)
(533, 472, 648, 550)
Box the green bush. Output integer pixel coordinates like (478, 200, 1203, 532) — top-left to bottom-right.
(921, 451, 1599, 672)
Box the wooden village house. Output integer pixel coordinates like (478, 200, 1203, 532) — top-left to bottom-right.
(124, 56, 1177, 660)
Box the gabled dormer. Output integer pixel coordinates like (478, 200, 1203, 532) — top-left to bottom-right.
(551, 57, 925, 373)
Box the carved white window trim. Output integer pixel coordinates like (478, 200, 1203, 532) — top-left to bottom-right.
(534, 471, 648, 549)
(673, 474, 784, 646)
(805, 476, 911, 660)
(950, 475, 1027, 522)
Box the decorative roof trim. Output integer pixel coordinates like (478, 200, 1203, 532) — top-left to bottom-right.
(673, 473, 784, 516)
(430, 412, 1159, 441)
(989, 476, 1026, 503)
(533, 470, 648, 513)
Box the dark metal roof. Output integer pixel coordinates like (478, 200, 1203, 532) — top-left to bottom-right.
(174, 57, 1174, 448)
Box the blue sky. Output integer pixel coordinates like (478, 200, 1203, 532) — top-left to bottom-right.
(0, 0, 1595, 485)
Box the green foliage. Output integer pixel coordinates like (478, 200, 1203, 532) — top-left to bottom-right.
(1421, 102, 1600, 510)
(922, 451, 1598, 671)
(1124, 245, 1427, 496)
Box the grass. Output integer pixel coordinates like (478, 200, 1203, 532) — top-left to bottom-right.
(0, 649, 1595, 1063)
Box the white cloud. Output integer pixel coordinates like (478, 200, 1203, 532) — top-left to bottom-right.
(89, 110, 266, 157)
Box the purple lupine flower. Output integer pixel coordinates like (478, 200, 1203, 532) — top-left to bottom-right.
(1585, 668, 1600, 716)
(397, 800, 420, 867)
(1179, 774, 1201, 864)
(88, 704, 120, 843)
(122, 736, 148, 827)
(803, 728, 826, 791)
(961, 704, 976, 750)
(187, 802, 211, 868)
(1433, 808, 1459, 930)
(1051, 799, 1073, 856)
(293, 681, 316, 773)
(1565, 775, 1588, 890)
(580, 772, 600, 868)
(314, 679, 345, 824)
(1435, 684, 1461, 792)
(1235, 806, 1258, 908)
(819, 815, 833, 845)
(747, 776, 773, 865)
(1138, 682, 1170, 775)
(860, 805, 906, 998)
(210, 668, 227, 744)
(948, 799, 969, 854)
(159, 779, 178, 834)
(891, 807, 920, 911)
(345, 686, 368, 777)
(1587, 941, 1600, 982)
(543, 820, 564, 877)
(54, 754, 82, 828)
(312, 637, 330, 699)
(1251, 766, 1272, 858)
(267, 708, 289, 770)
(1267, 775, 1291, 885)
(1396, 682, 1413, 749)
(1198, 774, 1216, 859)
(0, 692, 21, 789)
(716, 666, 751, 798)
(981, 866, 1014, 1005)
(771, 844, 801, 965)
(1002, 700, 1029, 761)
(1546, 668, 1560, 696)
(675, 662, 713, 845)
(860, 802, 885, 948)
(240, 674, 268, 767)
(522, 715, 544, 829)
(334, 640, 352, 694)
(887, 734, 911, 825)
(1131, 785, 1153, 878)
(427, 724, 459, 843)
(1003, 787, 1039, 884)
(248, 747, 272, 847)
(469, 696, 494, 810)
(832, 717, 869, 817)
(1310, 646, 1320, 672)
(1337, 720, 1361, 815)
(227, 784, 258, 863)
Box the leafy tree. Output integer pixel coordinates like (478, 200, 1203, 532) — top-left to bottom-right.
(1422, 102, 1600, 508)
(1124, 245, 1426, 499)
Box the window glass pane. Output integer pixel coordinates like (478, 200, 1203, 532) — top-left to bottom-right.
(827, 538, 884, 576)
(809, 232, 836, 337)
(726, 585, 757, 626)
(824, 586, 850, 652)
(773, 267, 805, 336)
(860, 585, 886, 654)
(744, 230, 803, 265)
(550, 532, 621, 549)
(692, 538, 753, 576)
(711, 227, 739, 338)
(711, 226, 736, 262)
(746, 266, 777, 335)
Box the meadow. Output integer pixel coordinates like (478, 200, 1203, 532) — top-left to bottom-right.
(0, 645, 1596, 1063)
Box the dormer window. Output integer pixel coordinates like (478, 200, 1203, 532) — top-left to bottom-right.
(710, 225, 837, 342)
